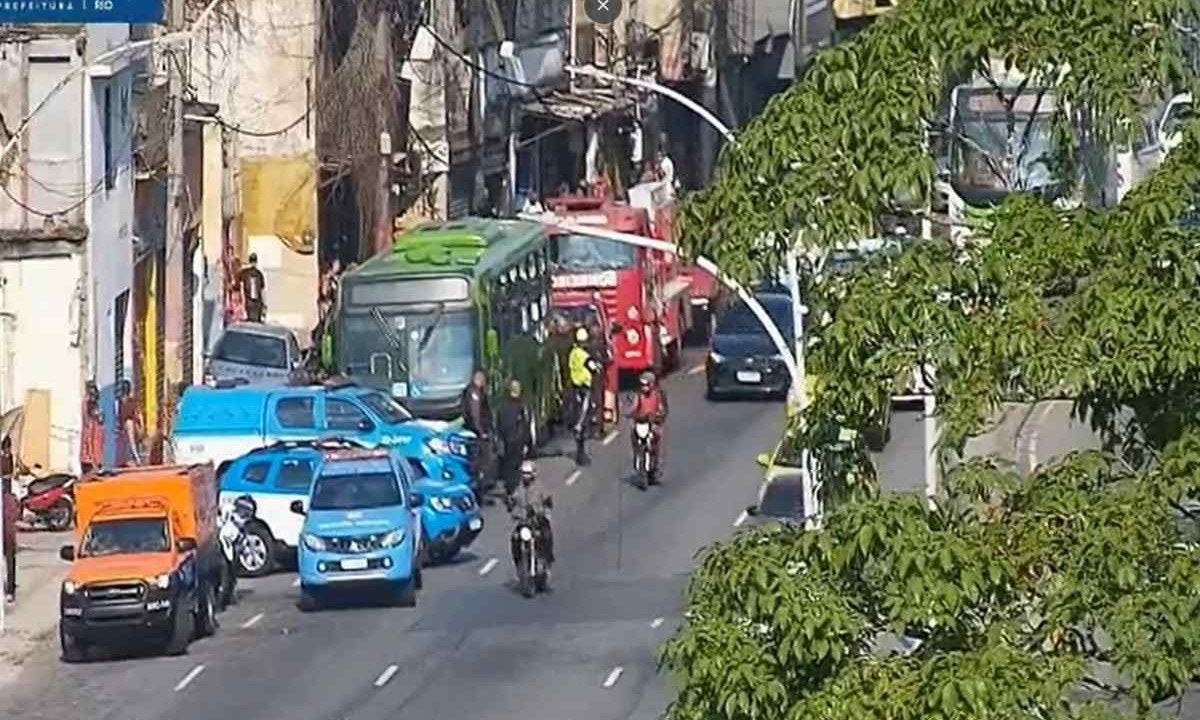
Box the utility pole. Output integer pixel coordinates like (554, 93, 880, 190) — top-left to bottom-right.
(164, 0, 187, 457)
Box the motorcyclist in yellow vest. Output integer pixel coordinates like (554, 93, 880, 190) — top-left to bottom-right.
(568, 327, 600, 466)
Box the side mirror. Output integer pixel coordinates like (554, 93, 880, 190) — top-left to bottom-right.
(408, 492, 424, 509)
(756, 452, 772, 468)
(357, 419, 376, 432)
(176, 537, 198, 553)
(542, 495, 554, 509)
(290, 499, 306, 515)
(59, 545, 75, 562)
(746, 504, 759, 517)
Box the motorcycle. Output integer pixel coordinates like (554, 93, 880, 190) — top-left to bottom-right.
(218, 494, 258, 608)
(510, 500, 552, 599)
(632, 421, 660, 490)
(15, 472, 75, 531)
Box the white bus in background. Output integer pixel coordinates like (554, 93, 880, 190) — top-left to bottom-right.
(940, 60, 1191, 242)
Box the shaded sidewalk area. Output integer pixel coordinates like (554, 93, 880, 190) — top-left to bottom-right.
(0, 529, 70, 688)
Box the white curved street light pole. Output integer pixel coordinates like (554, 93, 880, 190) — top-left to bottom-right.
(564, 63, 818, 523)
(0, 0, 227, 169)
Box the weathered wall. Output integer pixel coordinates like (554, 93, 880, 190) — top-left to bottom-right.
(190, 0, 319, 336)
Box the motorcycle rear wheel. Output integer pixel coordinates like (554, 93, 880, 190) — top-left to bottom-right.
(47, 498, 73, 531)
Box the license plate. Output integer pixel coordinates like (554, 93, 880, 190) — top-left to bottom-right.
(736, 371, 762, 383)
(340, 558, 368, 571)
(468, 517, 483, 531)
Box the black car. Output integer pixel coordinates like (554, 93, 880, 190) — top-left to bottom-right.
(706, 292, 794, 400)
(744, 470, 807, 528)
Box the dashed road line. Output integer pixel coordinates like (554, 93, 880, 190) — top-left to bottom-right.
(174, 664, 205, 692)
(602, 430, 620, 446)
(240, 612, 264, 629)
(565, 470, 581, 486)
(603, 666, 625, 688)
(373, 664, 400, 688)
(650, 617, 664, 629)
(479, 558, 499, 576)
(734, 510, 748, 527)
(687, 364, 705, 376)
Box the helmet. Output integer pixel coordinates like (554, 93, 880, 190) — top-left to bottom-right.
(520, 460, 536, 486)
(575, 327, 589, 343)
(639, 371, 655, 389)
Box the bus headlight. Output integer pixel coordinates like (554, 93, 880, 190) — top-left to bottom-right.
(625, 328, 640, 345)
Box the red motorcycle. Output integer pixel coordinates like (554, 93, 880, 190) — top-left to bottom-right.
(15, 472, 75, 531)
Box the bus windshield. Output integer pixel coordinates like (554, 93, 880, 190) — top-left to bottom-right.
(553, 234, 636, 271)
(340, 309, 476, 396)
(950, 87, 1057, 204)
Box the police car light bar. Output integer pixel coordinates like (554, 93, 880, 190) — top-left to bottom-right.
(322, 448, 391, 461)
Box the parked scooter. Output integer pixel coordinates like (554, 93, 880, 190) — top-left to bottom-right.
(15, 472, 75, 531)
(510, 501, 552, 599)
(218, 494, 258, 608)
(632, 420, 660, 490)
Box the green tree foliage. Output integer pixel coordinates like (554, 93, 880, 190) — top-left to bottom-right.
(663, 452, 1200, 719)
(665, 0, 1200, 717)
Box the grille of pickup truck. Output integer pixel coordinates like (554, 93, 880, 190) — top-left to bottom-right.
(322, 533, 386, 554)
(84, 582, 146, 602)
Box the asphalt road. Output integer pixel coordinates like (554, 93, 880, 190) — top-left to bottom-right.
(0, 350, 786, 720)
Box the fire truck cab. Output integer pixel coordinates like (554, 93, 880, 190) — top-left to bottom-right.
(545, 195, 693, 377)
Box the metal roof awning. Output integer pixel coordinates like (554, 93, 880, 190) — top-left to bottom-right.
(521, 87, 634, 122)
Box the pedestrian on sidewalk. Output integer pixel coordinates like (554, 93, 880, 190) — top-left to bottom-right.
(239, 253, 266, 323)
(80, 380, 103, 475)
(116, 379, 143, 467)
(2, 439, 17, 604)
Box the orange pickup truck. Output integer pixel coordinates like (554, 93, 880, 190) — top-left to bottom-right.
(57, 464, 222, 662)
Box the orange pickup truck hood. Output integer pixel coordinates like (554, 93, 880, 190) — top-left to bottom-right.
(67, 553, 176, 586)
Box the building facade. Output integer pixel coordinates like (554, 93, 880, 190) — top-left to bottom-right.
(0, 24, 136, 472)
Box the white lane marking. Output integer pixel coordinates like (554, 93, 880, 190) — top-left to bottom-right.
(292, 577, 301, 587)
(734, 510, 749, 527)
(373, 664, 400, 688)
(650, 617, 664, 629)
(603, 666, 625, 688)
(1027, 402, 1056, 473)
(602, 430, 619, 445)
(240, 612, 264, 629)
(565, 470, 581, 486)
(688, 364, 705, 376)
(174, 664, 205, 692)
(479, 557, 499, 576)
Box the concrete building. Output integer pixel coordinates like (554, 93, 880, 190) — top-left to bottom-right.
(0, 24, 137, 472)
(188, 0, 319, 339)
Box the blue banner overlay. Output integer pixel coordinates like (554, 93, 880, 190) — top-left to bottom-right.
(0, 0, 164, 23)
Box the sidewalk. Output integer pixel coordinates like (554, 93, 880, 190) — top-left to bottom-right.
(0, 529, 70, 688)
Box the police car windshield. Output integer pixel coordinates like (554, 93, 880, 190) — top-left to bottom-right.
(358, 391, 413, 424)
(80, 518, 170, 557)
(310, 471, 402, 510)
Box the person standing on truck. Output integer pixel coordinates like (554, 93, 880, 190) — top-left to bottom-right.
(2, 439, 17, 604)
(568, 327, 601, 466)
(497, 379, 531, 508)
(239, 252, 266, 323)
(461, 370, 495, 499)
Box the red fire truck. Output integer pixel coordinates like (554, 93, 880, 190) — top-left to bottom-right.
(628, 180, 721, 342)
(545, 194, 694, 377)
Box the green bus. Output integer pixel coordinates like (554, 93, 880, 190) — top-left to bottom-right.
(333, 218, 562, 434)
